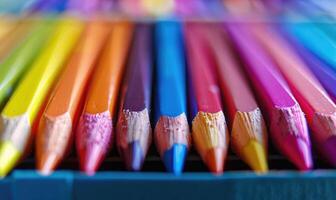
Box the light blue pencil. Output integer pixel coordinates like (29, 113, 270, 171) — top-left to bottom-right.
(285, 22, 336, 69)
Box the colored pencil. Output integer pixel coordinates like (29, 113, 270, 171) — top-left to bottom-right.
(184, 24, 229, 174)
(119, 0, 145, 17)
(281, 27, 336, 102)
(0, 18, 16, 41)
(116, 24, 153, 171)
(31, 0, 68, 13)
(226, 23, 313, 170)
(0, 19, 54, 109)
(0, 0, 37, 13)
(76, 21, 133, 175)
(285, 22, 336, 69)
(142, 0, 175, 16)
(252, 24, 336, 166)
(68, 0, 114, 14)
(199, 24, 268, 172)
(154, 21, 191, 175)
(36, 20, 111, 175)
(0, 19, 34, 62)
(0, 18, 83, 177)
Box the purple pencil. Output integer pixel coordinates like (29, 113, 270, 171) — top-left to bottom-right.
(116, 24, 153, 171)
(67, 0, 114, 14)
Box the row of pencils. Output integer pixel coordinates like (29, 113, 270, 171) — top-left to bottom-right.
(0, 16, 336, 177)
(0, 0, 310, 17)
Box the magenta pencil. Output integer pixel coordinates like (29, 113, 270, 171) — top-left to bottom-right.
(226, 23, 313, 170)
(252, 24, 336, 166)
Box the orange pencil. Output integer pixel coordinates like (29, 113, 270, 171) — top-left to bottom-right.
(76, 21, 133, 175)
(36, 20, 112, 175)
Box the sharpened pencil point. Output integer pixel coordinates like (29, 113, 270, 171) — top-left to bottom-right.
(79, 143, 108, 176)
(124, 141, 144, 171)
(163, 144, 187, 175)
(0, 141, 20, 177)
(242, 140, 268, 173)
(37, 152, 60, 176)
(283, 136, 313, 171)
(204, 147, 226, 175)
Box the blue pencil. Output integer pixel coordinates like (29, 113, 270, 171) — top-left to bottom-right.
(0, 0, 38, 13)
(154, 20, 191, 175)
(31, 0, 68, 13)
(285, 22, 336, 70)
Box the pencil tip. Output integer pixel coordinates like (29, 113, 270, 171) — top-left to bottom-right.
(204, 147, 226, 174)
(0, 141, 20, 177)
(284, 136, 313, 171)
(77, 112, 113, 176)
(242, 140, 268, 173)
(163, 144, 188, 175)
(124, 141, 144, 171)
(37, 153, 59, 176)
(79, 146, 106, 176)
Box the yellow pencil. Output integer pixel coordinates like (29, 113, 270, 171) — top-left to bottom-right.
(0, 17, 83, 177)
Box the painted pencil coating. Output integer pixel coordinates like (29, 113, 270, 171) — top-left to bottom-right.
(116, 24, 153, 171)
(226, 23, 313, 170)
(252, 25, 336, 166)
(36, 20, 112, 174)
(0, 18, 83, 177)
(142, 0, 175, 16)
(282, 27, 336, 102)
(200, 24, 268, 172)
(76, 21, 133, 175)
(184, 24, 229, 174)
(0, 19, 34, 62)
(0, 19, 54, 108)
(0, 18, 16, 41)
(68, 0, 114, 14)
(154, 21, 191, 175)
(285, 22, 336, 69)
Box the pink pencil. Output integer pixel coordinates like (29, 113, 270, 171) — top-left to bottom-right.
(226, 23, 313, 170)
(252, 24, 336, 166)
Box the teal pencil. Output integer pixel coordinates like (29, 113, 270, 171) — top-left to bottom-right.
(285, 22, 336, 69)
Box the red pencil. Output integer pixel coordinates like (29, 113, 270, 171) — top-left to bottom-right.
(199, 24, 268, 172)
(184, 23, 229, 174)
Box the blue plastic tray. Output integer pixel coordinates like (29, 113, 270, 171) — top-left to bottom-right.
(2, 170, 336, 200)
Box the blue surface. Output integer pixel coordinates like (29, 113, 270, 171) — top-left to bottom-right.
(285, 22, 336, 70)
(73, 171, 336, 200)
(12, 170, 73, 200)
(1, 170, 336, 199)
(163, 144, 188, 175)
(154, 20, 188, 123)
(0, 176, 11, 200)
